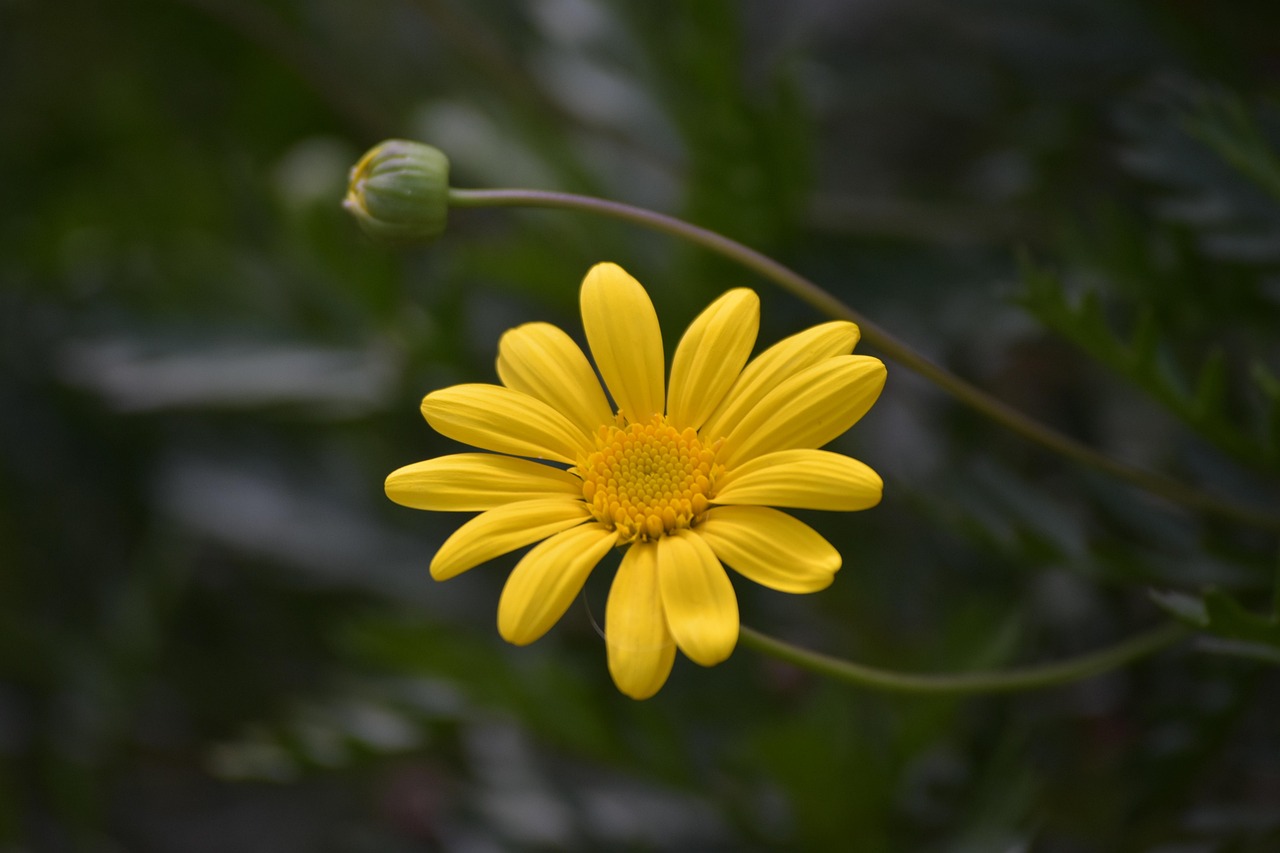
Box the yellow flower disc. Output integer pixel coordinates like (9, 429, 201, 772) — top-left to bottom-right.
(580, 415, 723, 543)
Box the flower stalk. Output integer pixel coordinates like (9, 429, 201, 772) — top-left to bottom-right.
(739, 621, 1191, 695)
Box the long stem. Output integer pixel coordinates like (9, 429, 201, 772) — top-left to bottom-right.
(448, 187, 1280, 532)
(739, 623, 1190, 695)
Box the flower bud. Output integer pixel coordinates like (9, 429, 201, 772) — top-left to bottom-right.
(344, 140, 450, 244)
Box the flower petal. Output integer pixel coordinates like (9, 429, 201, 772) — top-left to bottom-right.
(580, 263, 665, 423)
(422, 384, 593, 465)
(386, 453, 584, 511)
(667, 288, 759, 431)
(700, 320, 861, 441)
(721, 355, 885, 469)
(606, 542, 676, 700)
(430, 499, 591, 581)
(696, 506, 840, 593)
(657, 531, 738, 667)
(713, 449, 882, 511)
(498, 522, 618, 645)
(496, 322, 614, 437)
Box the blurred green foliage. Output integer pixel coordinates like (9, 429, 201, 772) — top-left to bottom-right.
(2, 0, 1278, 850)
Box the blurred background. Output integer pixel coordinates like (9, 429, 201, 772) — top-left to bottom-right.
(3, 0, 1279, 850)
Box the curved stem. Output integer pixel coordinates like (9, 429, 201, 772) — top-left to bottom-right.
(739, 623, 1190, 695)
(448, 187, 1280, 532)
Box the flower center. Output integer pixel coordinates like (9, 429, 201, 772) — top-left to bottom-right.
(580, 414, 721, 544)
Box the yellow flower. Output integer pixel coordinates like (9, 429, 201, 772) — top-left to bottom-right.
(386, 263, 886, 699)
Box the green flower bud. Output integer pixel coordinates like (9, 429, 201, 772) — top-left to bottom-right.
(343, 140, 450, 244)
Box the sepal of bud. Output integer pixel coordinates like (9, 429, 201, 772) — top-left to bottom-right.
(344, 140, 450, 244)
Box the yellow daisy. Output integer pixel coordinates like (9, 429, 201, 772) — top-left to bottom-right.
(386, 263, 886, 699)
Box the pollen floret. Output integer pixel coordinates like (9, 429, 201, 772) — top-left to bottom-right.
(580, 414, 721, 543)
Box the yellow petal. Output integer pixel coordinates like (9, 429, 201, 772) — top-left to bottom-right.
(429, 499, 591, 581)
(666, 288, 759, 431)
(657, 531, 738, 667)
(721, 355, 885, 469)
(496, 322, 614, 437)
(498, 523, 618, 645)
(386, 453, 584, 511)
(695, 506, 840, 593)
(713, 449, 882, 511)
(579, 263, 665, 423)
(605, 542, 676, 700)
(422, 384, 593, 465)
(701, 320, 860, 441)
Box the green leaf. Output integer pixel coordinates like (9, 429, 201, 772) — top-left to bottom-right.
(1153, 588, 1280, 665)
(1195, 637, 1280, 666)
(1149, 589, 1209, 627)
(1201, 588, 1280, 646)
(1251, 360, 1280, 398)
(1247, 361, 1280, 460)
(1129, 308, 1160, 367)
(1182, 89, 1280, 202)
(1016, 255, 1276, 470)
(1192, 350, 1228, 419)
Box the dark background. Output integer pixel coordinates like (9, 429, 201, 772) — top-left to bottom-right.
(2, 0, 1279, 850)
